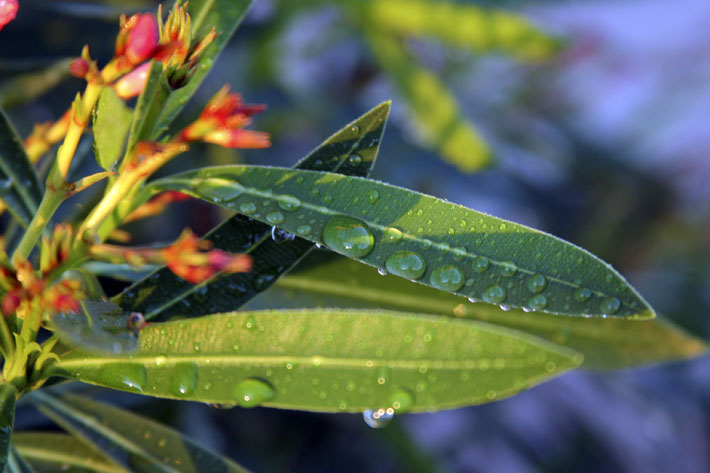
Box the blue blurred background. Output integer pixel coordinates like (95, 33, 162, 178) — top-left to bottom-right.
(1, 0, 709, 471)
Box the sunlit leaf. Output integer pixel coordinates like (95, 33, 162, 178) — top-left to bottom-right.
(93, 88, 132, 171)
(248, 254, 704, 370)
(365, 30, 492, 172)
(0, 107, 42, 227)
(50, 310, 581, 412)
(0, 382, 17, 471)
(30, 393, 250, 473)
(13, 433, 128, 473)
(115, 102, 390, 320)
(143, 166, 655, 319)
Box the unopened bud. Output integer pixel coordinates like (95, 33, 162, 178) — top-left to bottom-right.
(126, 14, 159, 65)
(0, 0, 18, 31)
(114, 62, 151, 99)
(69, 58, 90, 79)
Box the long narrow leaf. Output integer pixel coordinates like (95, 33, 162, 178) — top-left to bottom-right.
(30, 393, 250, 473)
(115, 102, 390, 320)
(143, 165, 655, 319)
(50, 310, 581, 412)
(7, 445, 36, 473)
(13, 433, 129, 473)
(0, 383, 17, 471)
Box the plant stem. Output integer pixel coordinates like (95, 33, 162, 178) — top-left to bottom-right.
(0, 316, 14, 368)
(11, 188, 64, 262)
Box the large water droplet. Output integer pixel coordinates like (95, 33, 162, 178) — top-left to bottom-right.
(367, 190, 380, 204)
(527, 274, 547, 293)
(171, 362, 198, 397)
(266, 211, 285, 224)
(272, 227, 295, 243)
(574, 288, 592, 302)
(385, 250, 427, 280)
(600, 297, 620, 314)
(277, 195, 301, 212)
(363, 408, 394, 429)
(473, 256, 490, 273)
(388, 389, 414, 413)
(233, 378, 275, 408)
(430, 266, 464, 291)
(383, 227, 403, 242)
(500, 261, 518, 277)
(99, 363, 146, 393)
(196, 178, 244, 202)
(322, 215, 375, 258)
(483, 285, 506, 304)
(528, 294, 548, 310)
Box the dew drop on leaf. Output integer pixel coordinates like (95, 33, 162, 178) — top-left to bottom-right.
(277, 195, 301, 212)
(483, 285, 506, 304)
(239, 202, 257, 214)
(322, 215, 375, 258)
(473, 256, 490, 273)
(500, 261, 518, 277)
(348, 154, 362, 166)
(430, 265, 464, 291)
(266, 211, 285, 225)
(527, 274, 547, 293)
(171, 362, 198, 397)
(528, 294, 548, 310)
(367, 189, 379, 203)
(385, 250, 427, 280)
(233, 378, 275, 408)
(363, 408, 394, 429)
(574, 288, 592, 302)
(383, 227, 403, 242)
(296, 224, 312, 235)
(600, 297, 621, 314)
(388, 389, 414, 413)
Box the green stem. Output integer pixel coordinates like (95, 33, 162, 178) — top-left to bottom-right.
(11, 188, 64, 262)
(0, 316, 14, 367)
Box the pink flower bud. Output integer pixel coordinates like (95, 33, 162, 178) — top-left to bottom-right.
(125, 14, 159, 65)
(0, 0, 18, 31)
(69, 58, 89, 79)
(114, 62, 150, 99)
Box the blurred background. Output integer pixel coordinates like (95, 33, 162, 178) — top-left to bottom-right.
(1, 0, 709, 471)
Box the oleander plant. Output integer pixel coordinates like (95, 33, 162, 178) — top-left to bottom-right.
(0, 0, 705, 471)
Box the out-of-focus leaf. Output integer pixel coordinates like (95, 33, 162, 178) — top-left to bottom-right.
(0, 382, 17, 471)
(0, 59, 73, 108)
(48, 300, 137, 355)
(360, 0, 561, 61)
(13, 433, 127, 473)
(51, 310, 581, 412)
(0, 107, 42, 227)
(123, 61, 166, 157)
(30, 393, 251, 473)
(144, 166, 655, 319)
(153, 0, 254, 138)
(7, 445, 36, 473)
(82, 262, 160, 283)
(249, 254, 705, 370)
(115, 102, 390, 320)
(366, 30, 492, 172)
(93, 88, 132, 171)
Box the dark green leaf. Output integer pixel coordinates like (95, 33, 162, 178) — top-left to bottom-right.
(48, 300, 137, 354)
(30, 393, 251, 473)
(7, 445, 36, 473)
(93, 88, 132, 171)
(144, 166, 655, 319)
(51, 309, 581, 412)
(0, 382, 17, 471)
(115, 102, 390, 320)
(0, 107, 42, 227)
(248, 254, 704, 370)
(13, 433, 127, 473)
(152, 0, 254, 138)
(123, 61, 167, 157)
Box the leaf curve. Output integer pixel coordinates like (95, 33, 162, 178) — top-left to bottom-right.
(13, 433, 125, 473)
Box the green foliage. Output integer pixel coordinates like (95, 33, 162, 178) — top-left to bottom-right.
(13, 432, 123, 472)
(0, 383, 16, 470)
(93, 88, 133, 171)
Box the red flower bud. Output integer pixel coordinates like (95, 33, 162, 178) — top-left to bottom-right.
(125, 14, 159, 66)
(2, 289, 21, 315)
(69, 58, 90, 79)
(0, 0, 18, 31)
(204, 129, 271, 149)
(114, 62, 151, 99)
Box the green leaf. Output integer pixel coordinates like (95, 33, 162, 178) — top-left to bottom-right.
(29, 393, 251, 473)
(0, 382, 17, 471)
(248, 254, 705, 370)
(144, 165, 655, 319)
(48, 300, 137, 354)
(50, 310, 581, 412)
(365, 29, 492, 172)
(93, 88, 132, 171)
(123, 61, 167, 157)
(0, 107, 42, 227)
(7, 445, 36, 473)
(115, 102, 391, 321)
(13, 433, 127, 473)
(360, 0, 562, 61)
(153, 0, 254, 138)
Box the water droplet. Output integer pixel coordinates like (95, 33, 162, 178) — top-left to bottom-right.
(447, 227, 455, 235)
(388, 389, 414, 412)
(574, 288, 592, 302)
(244, 315, 257, 330)
(322, 215, 375, 258)
(473, 256, 490, 273)
(527, 274, 547, 293)
(271, 227, 295, 243)
(377, 267, 389, 276)
(500, 261, 517, 277)
(233, 378, 275, 408)
(196, 178, 244, 202)
(171, 362, 198, 397)
(348, 154, 362, 166)
(452, 246, 467, 261)
(363, 408, 394, 429)
(350, 124, 360, 134)
(383, 227, 403, 242)
(385, 250, 427, 280)
(277, 195, 301, 212)
(296, 224, 312, 235)
(323, 194, 333, 204)
(367, 190, 379, 203)
(528, 294, 548, 310)
(483, 285, 506, 304)
(600, 297, 620, 314)
(430, 266, 464, 291)
(99, 363, 146, 393)
(266, 211, 285, 224)
(239, 202, 257, 214)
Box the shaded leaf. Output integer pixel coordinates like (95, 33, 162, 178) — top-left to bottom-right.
(153, 0, 254, 138)
(0, 58, 73, 109)
(0, 107, 42, 227)
(50, 309, 581, 412)
(123, 61, 167, 157)
(30, 393, 251, 473)
(366, 30, 492, 172)
(7, 445, 36, 473)
(93, 88, 132, 171)
(248, 254, 704, 370)
(48, 300, 137, 354)
(115, 102, 390, 320)
(13, 433, 127, 473)
(144, 165, 655, 319)
(0, 382, 17, 471)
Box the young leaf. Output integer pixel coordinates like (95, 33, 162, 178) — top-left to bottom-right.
(0, 107, 42, 227)
(152, 0, 254, 138)
(115, 102, 391, 321)
(365, 29, 492, 172)
(29, 392, 251, 473)
(0, 382, 17, 471)
(360, 0, 561, 61)
(13, 433, 128, 473)
(248, 254, 704, 370)
(144, 166, 655, 319)
(48, 300, 137, 354)
(7, 445, 36, 473)
(93, 88, 132, 171)
(50, 310, 581, 412)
